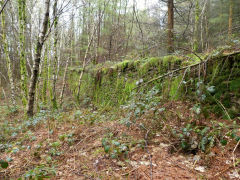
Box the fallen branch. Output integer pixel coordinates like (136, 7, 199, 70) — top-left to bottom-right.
(137, 61, 204, 89)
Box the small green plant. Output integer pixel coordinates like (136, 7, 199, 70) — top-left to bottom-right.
(23, 164, 56, 179)
(73, 110, 83, 120)
(7, 105, 19, 115)
(59, 133, 75, 146)
(48, 141, 62, 156)
(172, 121, 240, 153)
(102, 137, 129, 159)
(0, 159, 8, 169)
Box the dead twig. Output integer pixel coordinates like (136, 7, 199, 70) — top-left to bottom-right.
(121, 167, 140, 176)
(173, 67, 189, 99)
(140, 125, 153, 180)
(232, 140, 240, 168)
(213, 165, 233, 178)
(0, 0, 10, 15)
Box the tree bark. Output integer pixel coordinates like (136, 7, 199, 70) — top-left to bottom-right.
(18, 0, 28, 107)
(167, 0, 174, 53)
(228, 0, 233, 37)
(60, 57, 69, 106)
(51, 0, 59, 110)
(1, 0, 16, 107)
(27, 0, 50, 117)
(42, 45, 49, 105)
(76, 25, 96, 100)
(193, 0, 200, 52)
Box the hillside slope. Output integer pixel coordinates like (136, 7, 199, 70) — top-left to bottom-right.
(1, 49, 240, 179)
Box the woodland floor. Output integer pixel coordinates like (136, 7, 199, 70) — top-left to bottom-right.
(0, 100, 240, 180)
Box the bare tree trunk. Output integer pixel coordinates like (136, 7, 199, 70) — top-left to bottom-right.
(42, 44, 49, 105)
(96, 6, 101, 64)
(18, 0, 28, 107)
(60, 57, 69, 106)
(51, 0, 59, 110)
(205, 0, 209, 50)
(200, 0, 207, 51)
(193, 0, 200, 52)
(27, 0, 50, 117)
(76, 25, 96, 100)
(133, 1, 145, 56)
(167, 0, 174, 53)
(36, 52, 44, 111)
(228, 0, 233, 38)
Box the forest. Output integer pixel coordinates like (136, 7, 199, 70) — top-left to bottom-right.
(0, 0, 240, 179)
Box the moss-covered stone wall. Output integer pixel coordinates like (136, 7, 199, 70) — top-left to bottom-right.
(68, 51, 240, 118)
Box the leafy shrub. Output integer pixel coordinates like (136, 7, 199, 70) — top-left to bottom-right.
(172, 121, 240, 153)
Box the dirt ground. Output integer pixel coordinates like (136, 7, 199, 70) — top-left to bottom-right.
(0, 102, 240, 179)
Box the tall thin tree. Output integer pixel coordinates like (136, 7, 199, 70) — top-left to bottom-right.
(193, 0, 200, 52)
(228, 0, 233, 37)
(51, 0, 59, 110)
(167, 0, 174, 53)
(18, 0, 28, 106)
(27, 0, 51, 117)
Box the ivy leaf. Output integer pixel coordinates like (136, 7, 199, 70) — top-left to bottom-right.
(220, 139, 228, 146)
(193, 105, 201, 115)
(218, 123, 224, 127)
(200, 127, 210, 136)
(179, 134, 184, 138)
(235, 136, 240, 142)
(112, 140, 120, 146)
(181, 141, 189, 150)
(200, 137, 208, 151)
(111, 153, 117, 159)
(207, 86, 215, 93)
(0, 160, 9, 169)
(6, 157, 13, 162)
(12, 147, 19, 154)
(102, 138, 107, 147)
(201, 94, 206, 101)
(104, 145, 110, 153)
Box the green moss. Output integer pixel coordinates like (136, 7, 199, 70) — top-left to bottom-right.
(102, 67, 109, 75)
(124, 80, 136, 95)
(230, 78, 240, 91)
(68, 67, 84, 73)
(210, 63, 220, 84)
(169, 75, 183, 100)
(67, 51, 240, 119)
(186, 54, 202, 62)
(162, 55, 183, 69)
(133, 60, 141, 68)
(116, 60, 131, 72)
(236, 53, 240, 60)
(139, 57, 161, 74)
(162, 56, 171, 67)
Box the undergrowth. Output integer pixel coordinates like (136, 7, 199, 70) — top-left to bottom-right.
(0, 49, 240, 179)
